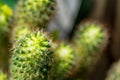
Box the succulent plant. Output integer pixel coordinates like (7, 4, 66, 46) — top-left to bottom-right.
(0, 3, 13, 33)
(10, 31, 53, 80)
(14, 0, 56, 28)
(51, 43, 76, 80)
(73, 21, 109, 79)
(105, 60, 120, 80)
(0, 71, 8, 80)
(11, 23, 32, 44)
(74, 21, 108, 53)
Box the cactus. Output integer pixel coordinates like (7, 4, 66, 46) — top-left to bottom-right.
(10, 31, 53, 80)
(11, 23, 32, 44)
(51, 43, 76, 80)
(0, 71, 8, 80)
(105, 60, 120, 80)
(0, 3, 13, 33)
(14, 0, 56, 28)
(73, 21, 109, 79)
(74, 21, 108, 53)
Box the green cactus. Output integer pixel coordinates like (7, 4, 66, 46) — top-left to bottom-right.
(0, 71, 8, 80)
(105, 60, 120, 80)
(11, 23, 32, 44)
(14, 0, 56, 28)
(73, 21, 108, 79)
(10, 31, 53, 80)
(74, 21, 108, 53)
(0, 3, 13, 33)
(51, 43, 76, 80)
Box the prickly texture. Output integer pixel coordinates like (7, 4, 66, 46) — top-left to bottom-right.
(73, 22, 108, 79)
(105, 60, 120, 80)
(10, 31, 53, 80)
(11, 24, 31, 44)
(14, 0, 56, 28)
(0, 3, 12, 33)
(51, 43, 76, 80)
(0, 71, 8, 80)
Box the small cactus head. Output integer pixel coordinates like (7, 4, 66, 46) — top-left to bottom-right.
(51, 43, 76, 79)
(74, 21, 109, 53)
(0, 3, 13, 33)
(10, 31, 53, 80)
(105, 60, 120, 80)
(73, 21, 109, 80)
(14, 0, 56, 28)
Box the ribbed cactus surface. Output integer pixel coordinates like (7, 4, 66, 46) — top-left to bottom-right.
(10, 31, 53, 80)
(14, 0, 56, 28)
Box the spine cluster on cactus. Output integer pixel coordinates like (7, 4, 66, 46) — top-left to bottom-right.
(51, 43, 76, 80)
(73, 21, 109, 79)
(0, 3, 13, 33)
(14, 0, 56, 28)
(74, 21, 108, 53)
(10, 31, 53, 80)
(0, 71, 8, 80)
(105, 60, 120, 80)
(11, 24, 32, 44)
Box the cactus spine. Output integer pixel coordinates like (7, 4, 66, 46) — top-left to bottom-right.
(73, 21, 109, 79)
(51, 43, 76, 80)
(14, 0, 56, 28)
(10, 31, 53, 80)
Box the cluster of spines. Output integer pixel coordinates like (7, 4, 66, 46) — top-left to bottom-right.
(105, 60, 120, 80)
(74, 21, 108, 53)
(10, 31, 53, 80)
(51, 43, 76, 80)
(14, 0, 56, 28)
(73, 21, 108, 79)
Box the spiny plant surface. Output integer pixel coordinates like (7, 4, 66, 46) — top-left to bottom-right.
(51, 43, 76, 80)
(73, 21, 108, 79)
(0, 71, 8, 80)
(14, 0, 56, 28)
(0, 3, 12, 33)
(74, 22, 108, 53)
(10, 31, 53, 80)
(105, 60, 120, 80)
(11, 24, 31, 44)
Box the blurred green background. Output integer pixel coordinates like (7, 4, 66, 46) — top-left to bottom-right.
(0, 0, 18, 8)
